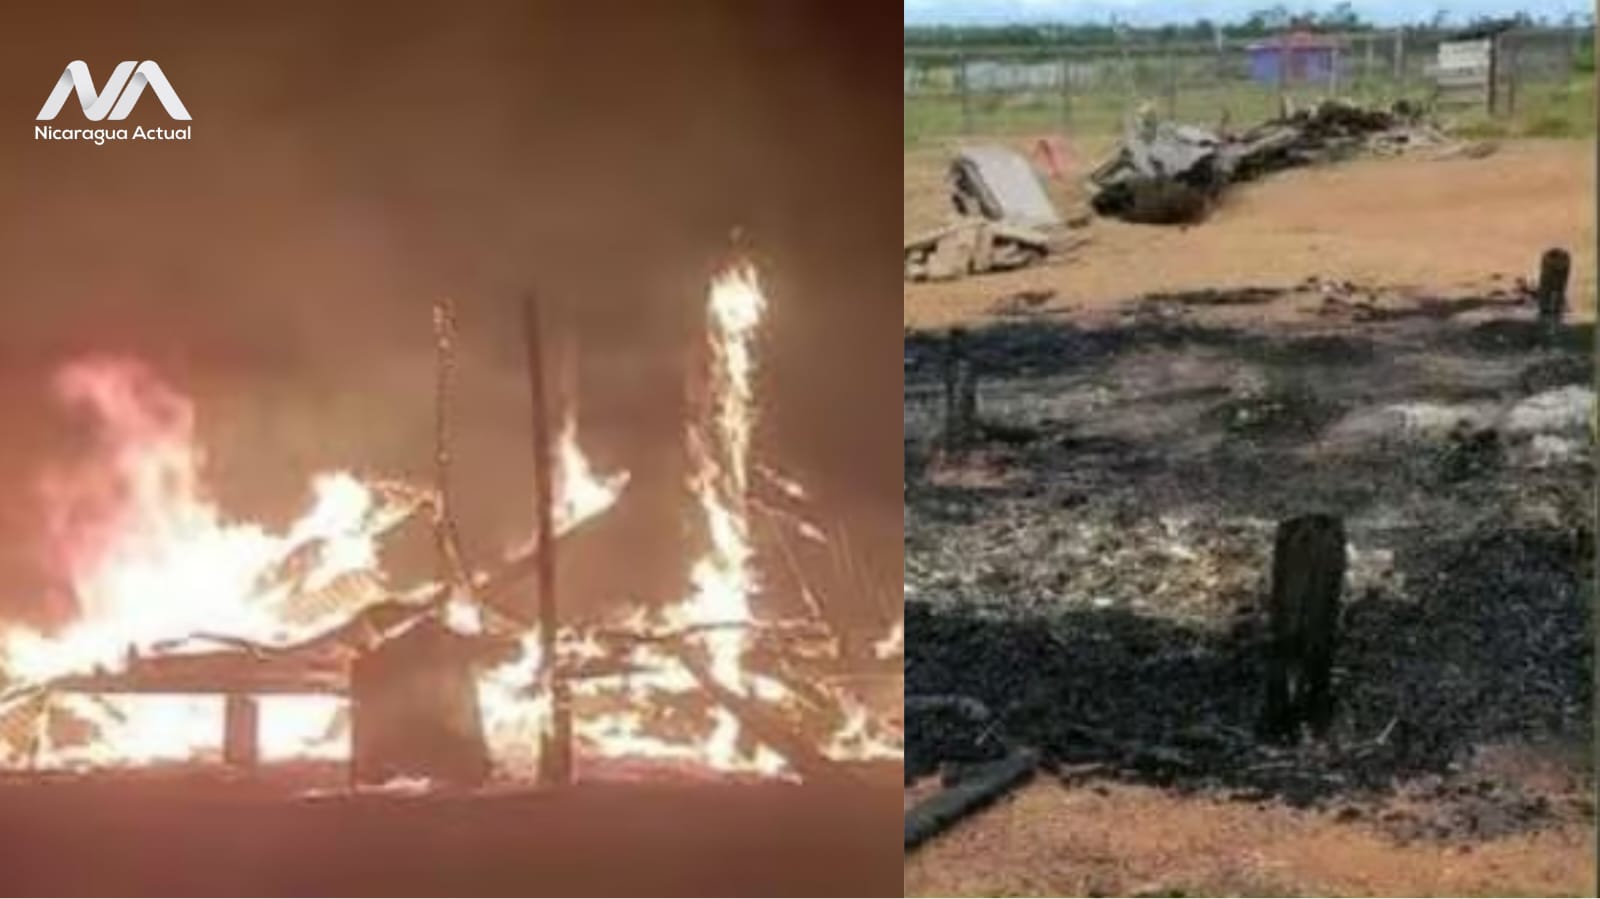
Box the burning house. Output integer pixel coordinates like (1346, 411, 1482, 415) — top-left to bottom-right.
(0, 262, 902, 788)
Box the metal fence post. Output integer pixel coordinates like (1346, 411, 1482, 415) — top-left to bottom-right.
(1165, 44, 1178, 118)
(1059, 54, 1072, 129)
(958, 50, 972, 134)
(1505, 33, 1518, 117)
(1363, 34, 1375, 98)
(1394, 27, 1406, 99)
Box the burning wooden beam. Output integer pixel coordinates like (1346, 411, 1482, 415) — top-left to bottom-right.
(670, 644, 850, 787)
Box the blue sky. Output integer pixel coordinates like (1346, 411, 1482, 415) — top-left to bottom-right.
(904, 0, 1595, 27)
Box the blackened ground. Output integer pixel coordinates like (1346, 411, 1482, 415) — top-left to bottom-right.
(904, 286, 1593, 838)
(0, 766, 901, 896)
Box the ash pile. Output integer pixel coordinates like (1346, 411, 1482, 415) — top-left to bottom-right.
(1089, 99, 1465, 225)
(903, 282, 1594, 840)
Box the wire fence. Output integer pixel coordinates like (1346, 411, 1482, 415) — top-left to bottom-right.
(904, 27, 1592, 141)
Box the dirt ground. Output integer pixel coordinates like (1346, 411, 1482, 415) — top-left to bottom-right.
(0, 765, 902, 896)
(905, 776, 1595, 897)
(905, 138, 1596, 330)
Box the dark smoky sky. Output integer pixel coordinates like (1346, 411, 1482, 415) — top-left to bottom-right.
(0, 2, 902, 632)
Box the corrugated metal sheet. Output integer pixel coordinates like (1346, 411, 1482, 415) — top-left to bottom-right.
(950, 146, 1061, 229)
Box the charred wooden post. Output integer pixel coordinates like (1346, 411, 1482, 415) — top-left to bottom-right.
(1261, 514, 1347, 743)
(942, 328, 978, 450)
(957, 358, 978, 444)
(350, 617, 495, 787)
(431, 298, 472, 589)
(942, 327, 964, 446)
(522, 293, 572, 787)
(1536, 247, 1570, 337)
(222, 694, 259, 768)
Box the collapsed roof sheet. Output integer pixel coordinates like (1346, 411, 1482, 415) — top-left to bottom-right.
(950, 146, 1061, 229)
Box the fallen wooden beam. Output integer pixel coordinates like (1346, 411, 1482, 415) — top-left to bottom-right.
(904, 748, 1038, 851)
(51, 657, 348, 696)
(670, 646, 852, 787)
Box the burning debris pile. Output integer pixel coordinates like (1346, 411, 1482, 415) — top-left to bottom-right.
(1089, 99, 1460, 224)
(0, 263, 901, 787)
(903, 285, 1593, 836)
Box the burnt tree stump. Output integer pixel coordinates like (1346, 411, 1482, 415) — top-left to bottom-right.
(1261, 514, 1347, 743)
(1536, 247, 1570, 336)
(350, 616, 498, 787)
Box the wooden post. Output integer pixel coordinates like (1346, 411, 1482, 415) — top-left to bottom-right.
(1262, 514, 1346, 742)
(222, 694, 258, 769)
(1487, 33, 1500, 117)
(957, 359, 978, 445)
(943, 328, 968, 449)
(1329, 43, 1340, 95)
(1537, 247, 1571, 336)
(431, 299, 471, 589)
(1505, 36, 1518, 117)
(523, 294, 571, 787)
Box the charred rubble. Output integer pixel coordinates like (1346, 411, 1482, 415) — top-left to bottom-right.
(903, 282, 1593, 844)
(1088, 99, 1465, 225)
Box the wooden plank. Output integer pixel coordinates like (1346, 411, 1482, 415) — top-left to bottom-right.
(52, 660, 348, 696)
(1436, 70, 1491, 87)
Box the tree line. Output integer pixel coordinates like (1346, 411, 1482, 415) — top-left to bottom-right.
(904, 6, 1589, 47)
